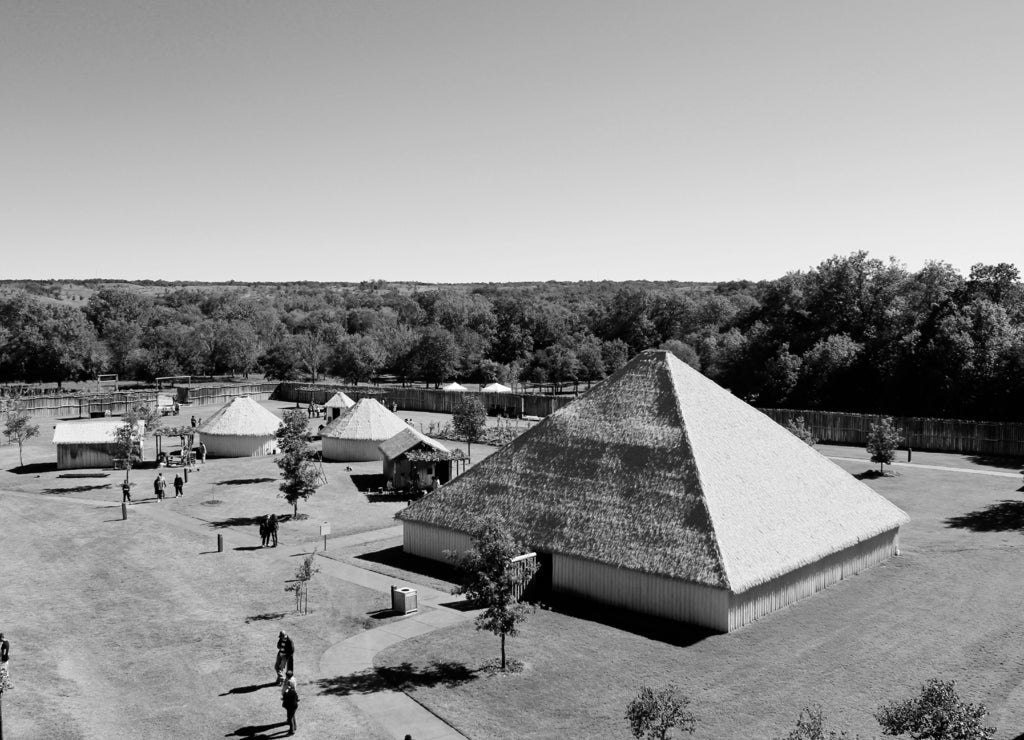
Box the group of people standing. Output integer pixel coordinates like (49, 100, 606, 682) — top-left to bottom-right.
(259, 514, 279, 547)
(150, 472, 185, 501)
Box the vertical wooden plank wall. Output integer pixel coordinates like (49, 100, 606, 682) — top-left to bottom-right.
(552, 554, 731, 632)
(402, 521, 474, 562)
(727, 529, 899, 631)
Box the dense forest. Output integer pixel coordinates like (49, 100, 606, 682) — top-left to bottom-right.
(2, 252, 1022, 421)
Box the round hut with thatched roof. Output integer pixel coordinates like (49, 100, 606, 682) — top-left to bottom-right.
(198, 396, 282, 458)
(321, 398, 411, 462)
(324, 391, 356, 421)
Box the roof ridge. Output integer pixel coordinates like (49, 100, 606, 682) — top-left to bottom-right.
(663, 353, 732, 591)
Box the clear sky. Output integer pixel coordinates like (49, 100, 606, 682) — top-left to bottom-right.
(3, 1, 1023, 283)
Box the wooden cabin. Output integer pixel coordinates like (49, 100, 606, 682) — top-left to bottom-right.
(53, 419, 145, 470)
(378, 428, 466, 490)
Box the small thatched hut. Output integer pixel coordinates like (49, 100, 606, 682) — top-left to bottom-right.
(481, 382, 512, 393)
(321, 398, 411, 462)
(197, 396, 281, 458)
(323, 391, 356, 420)
(379, 428, 463, 489)
(53, 419, 145, 470)
(399, 350, 909, 632)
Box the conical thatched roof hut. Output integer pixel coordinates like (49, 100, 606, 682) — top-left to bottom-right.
(400, 350, 909, 632)
(321, 398, 411, 462)
(197, 396, 281, 458)
(324, 391, 356, 420)
(481, 382, 512, 393)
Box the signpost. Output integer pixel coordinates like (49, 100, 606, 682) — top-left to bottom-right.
(320, 522, 330, 551)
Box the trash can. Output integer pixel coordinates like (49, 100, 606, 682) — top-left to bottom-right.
(391, 585, 418, 615)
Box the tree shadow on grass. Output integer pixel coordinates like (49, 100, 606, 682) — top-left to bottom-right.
(225, 722, 289, 738)
(245, 612, 287, 624)
(210, 514, 293, 529)
(216, 477, 276, 486)
(42, 483, 111, 494)
(8, 462, 57, 475)
(855, 469, 887, 480)
(945, 500, 1024, 533)
(316, 660, 477, 697)
(967, 455, 1024, 471)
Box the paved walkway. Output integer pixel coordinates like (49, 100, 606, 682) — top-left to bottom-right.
(2, 489, 473, 740)
(826, 455, 1024, 479)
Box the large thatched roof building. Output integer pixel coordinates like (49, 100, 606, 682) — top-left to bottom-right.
(399, 350, 909, 632)
(197, 396, 281, 458)
(321, 398, 411, 462)
(53, 419, 145, 470)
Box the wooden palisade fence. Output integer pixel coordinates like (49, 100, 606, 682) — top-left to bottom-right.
(274, 382, 574, 419)
(760, 408, 1024, 458)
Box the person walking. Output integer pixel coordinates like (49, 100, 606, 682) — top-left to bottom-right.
(199, 442, 207, 464)
(190, 415, 196, 428)
(259, 516, 269, 548)
(173, 472, 184, 497)
(281, 672, 299, 736)
(121, 480, 132, 504)
(275, 631, 294, 684)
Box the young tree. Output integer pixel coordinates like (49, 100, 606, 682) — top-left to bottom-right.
(111, 404, 161, 486)
(3, 398, 39, 468)
(625, 684, 696, 740)
(866, 416, 903, 473)
(285, 549, 321, 615)
(452, 396, 487, 460)
(785, 416, 819, 447)
(275, 409, 323, 517)
(779, 705, 856, 740)
(875, 678, 995, 740)
(449, 515, 530, 671)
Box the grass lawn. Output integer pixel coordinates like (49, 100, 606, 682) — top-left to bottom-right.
(0, 491, 393, 739)
(374, 461, 1024, 739)
(0, 398, 503, 739)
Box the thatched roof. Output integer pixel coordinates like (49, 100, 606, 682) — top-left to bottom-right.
(400, 350, 909, 594)
(441, 382, 467, 392)
(321, 398, 409, 441)
(198, 396, 281, 437)
(378, 427, 448, 460)
(324, 391, 355, 409)
(53, 419, 145, 444)
(481, 383, 512, 393)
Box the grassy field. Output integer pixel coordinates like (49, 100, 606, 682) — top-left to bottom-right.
(374, 460, 1024, 739)
(0, 399, 502, 739)
(5, 400, 1024, 738)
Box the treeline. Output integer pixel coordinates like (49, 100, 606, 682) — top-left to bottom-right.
(1, 252, 1022, 421)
